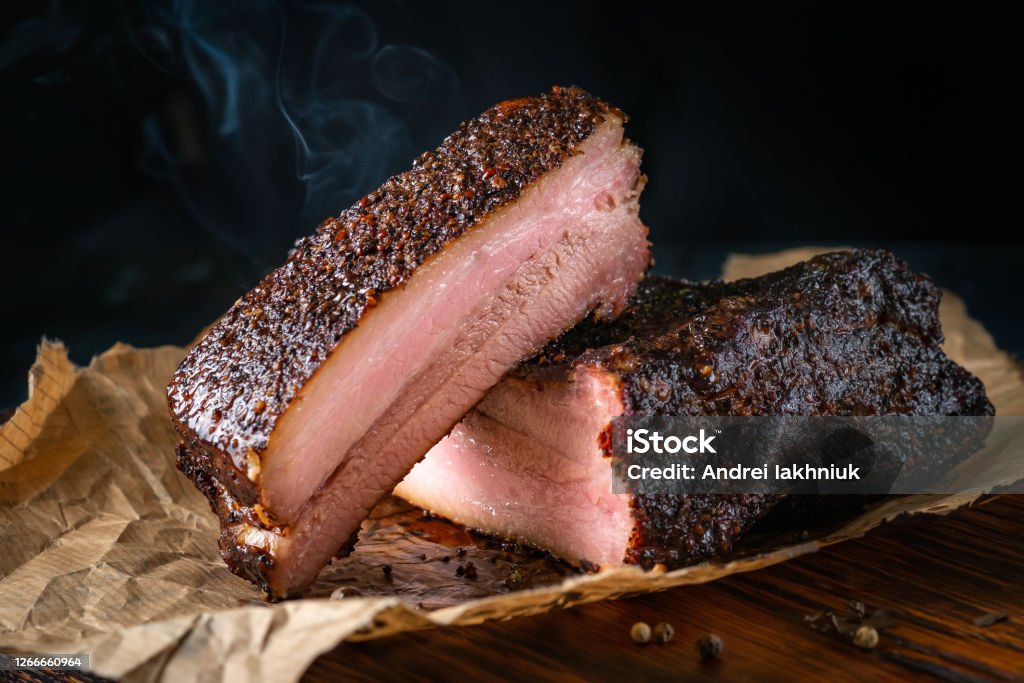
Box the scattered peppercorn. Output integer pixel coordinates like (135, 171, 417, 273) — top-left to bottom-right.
(418, 554, 427, 561)
(697, 633, 723, 660)
(653, 623, 675, 643)
(455, 564, 465, 577)
(847, 600, 867, 621)
(382, 564, 392, 579)
(442, 555, 451, 563)
(631, 622, 652, 644)
(805, 610, 856, 635)
(456, 547, 467, 558)
(853, 625, 879, 649)
(464, 561, 478, 579)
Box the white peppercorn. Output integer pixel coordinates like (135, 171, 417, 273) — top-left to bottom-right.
(630, 622, 652, 644)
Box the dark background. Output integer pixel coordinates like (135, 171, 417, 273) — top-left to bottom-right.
(2, 1, 1021, 407)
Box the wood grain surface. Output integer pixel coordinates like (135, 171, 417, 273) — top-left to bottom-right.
(3, 498, 1020, 683)
(305, 495, 1023, 682)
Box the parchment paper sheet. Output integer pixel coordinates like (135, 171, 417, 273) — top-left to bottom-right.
(1, 248, 1020, 682)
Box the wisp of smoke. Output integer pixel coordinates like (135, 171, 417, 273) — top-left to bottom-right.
(127, 0, 463, 275)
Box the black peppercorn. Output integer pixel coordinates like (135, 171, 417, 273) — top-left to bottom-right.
(697, 633, 723, 660)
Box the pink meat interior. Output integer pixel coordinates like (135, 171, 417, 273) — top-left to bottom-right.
(395, 368, 634, 567)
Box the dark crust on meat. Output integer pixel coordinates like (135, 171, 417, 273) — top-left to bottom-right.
(176, 441, 277, 595)
(628, 493, 782, 568)
(168, 86, 623, 510)
(178, 426, 360, 600)
(526, 249, 993, 569)
(605, 250, 992, 419)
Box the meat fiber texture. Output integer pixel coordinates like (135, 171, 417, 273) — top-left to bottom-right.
(168, 87, 651, 598)
(395, 250, 994, 570)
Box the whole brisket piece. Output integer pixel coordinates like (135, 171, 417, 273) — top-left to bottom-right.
(168, 87, 651, 598)
(395, 250, 994, 569)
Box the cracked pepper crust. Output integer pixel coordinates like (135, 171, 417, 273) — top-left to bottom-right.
(525, 250, 993, 569)
(168, 87, 628, 596)
(169, 86, 622, 504)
